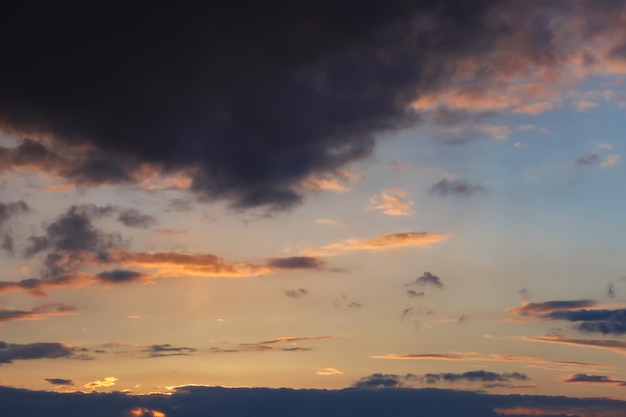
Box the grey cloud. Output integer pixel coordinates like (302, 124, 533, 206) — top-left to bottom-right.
(95, 270, 146, 284)
(0, 303, 76, 324)
(542, 309, 626, 335)
(285, 288, 309, 298)
(267, 256, 325, 270)
(142, 344, 197, 358)
(519, 288, 530, 301)
(563, 373, 626, 386)
(334, 294, 362, 310)
(354, 370, 529, 389)
(420, 370, 528, 385)
(43, 378, 73, 386)
(167, 199, 194, 212)
(408, 272, 445, 288)
(0, 200, 29, 254)
(577, 152, 601, 165)
(117, 209, 157, 229)
(406, 289, 425, 298)
(608, 283, 616, 299)
(430, 178, 485, 197)
(0, 341, 89, 364)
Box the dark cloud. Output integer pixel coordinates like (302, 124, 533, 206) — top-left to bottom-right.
(334, 294, 362, 310)
(608, 282, 616, 299)
(95, 270, 146, 284)
(285, 288, 309, 298)
(408, 272, 445, 288)
(0, 200, 29, 254)
(2, 385, 626, 417)
(266, 256, 325, 270)
(117, 209, 157, 228)
(0, 303, 76, 324)
(563, 374, 626, 386)
(519, 288, 531, 301)
(43, 378, 73, 386)
(577, 152, 601, 165)
(167, 198, 194, 212)
(545, 308, 626, 336)
(508, 300, 595, 316)
(430, 178, 485, 197)
(353, 373, 407, 389)
(142, 344, 197, 358)
(420, 371, 528, 385)
(5, 0, 598, 210)
(0, 341, 89, 364)
(406, 289, 425, 298)
(23, 204, 123, 281)
(354, 370, 528, 389)
(457, 314, 468, 325)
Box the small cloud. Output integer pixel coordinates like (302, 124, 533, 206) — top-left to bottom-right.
(334, 294, 362, 310)
(314, 218, 343, 227)
(142, 344, 196, 358)
(458, 314, 468, 325)
(406, 289, 424, 298)
(117, 209, 157, 228)
(285, 288, 308, 298)
(577, 152, 601, 165)
(353, 371, 529, 389)
(507, 299, 595, 316)
(368, 188, 414, 216)
(83, 376, 118, 390)
(430, 178, 485, 197)
(518, 288, 531, 301)
(563, 373, 626, 386)
(0, 303, 77, 324)
(266, 256, 325, 270)
(601, 154, 620, 168)
(316, 368, 344, 376)
(95, 270, 146, 284)
(303, 232, 448, 257)
(572, 100, 599, 111)
(167, 198, 194, 212)
(408, 272, 445, 289)
(513, 102, 554, 115)
(44, 378, 74, 386)
(608, 283, 617, 299)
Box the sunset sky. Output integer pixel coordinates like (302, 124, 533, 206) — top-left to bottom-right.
(1, 1, 626, 416)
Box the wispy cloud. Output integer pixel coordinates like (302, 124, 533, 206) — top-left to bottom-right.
(84, 376, 118, 390)
(368, 188, 414, 216)
(371, 351, 609, 371)
(0, 341, 90, 364)
(523, 334, 626, 355)
(563, 373, 626, 386)
(303, 232, 448, 257)
(430, 178, 485, 197)
(353, 370, 529, 389)
(316, 368, 344, 376)
(43, 378, 74, 386)
(0, 303, 77, 324)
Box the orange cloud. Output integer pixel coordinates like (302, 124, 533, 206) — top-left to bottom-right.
(84, 376, 118, 390)
(303, 232, 448, 257)
(368, 188, 414, 216)
(106, 250, 272, 278)
(371, 351, 609, 371)
(316, 368, 344, 376)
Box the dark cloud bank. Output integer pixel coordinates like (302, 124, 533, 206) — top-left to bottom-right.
(1, 385, 625, 417)
(2, 1, 623, 210)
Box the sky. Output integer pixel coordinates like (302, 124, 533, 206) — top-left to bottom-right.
(1, 1, 626, 416)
